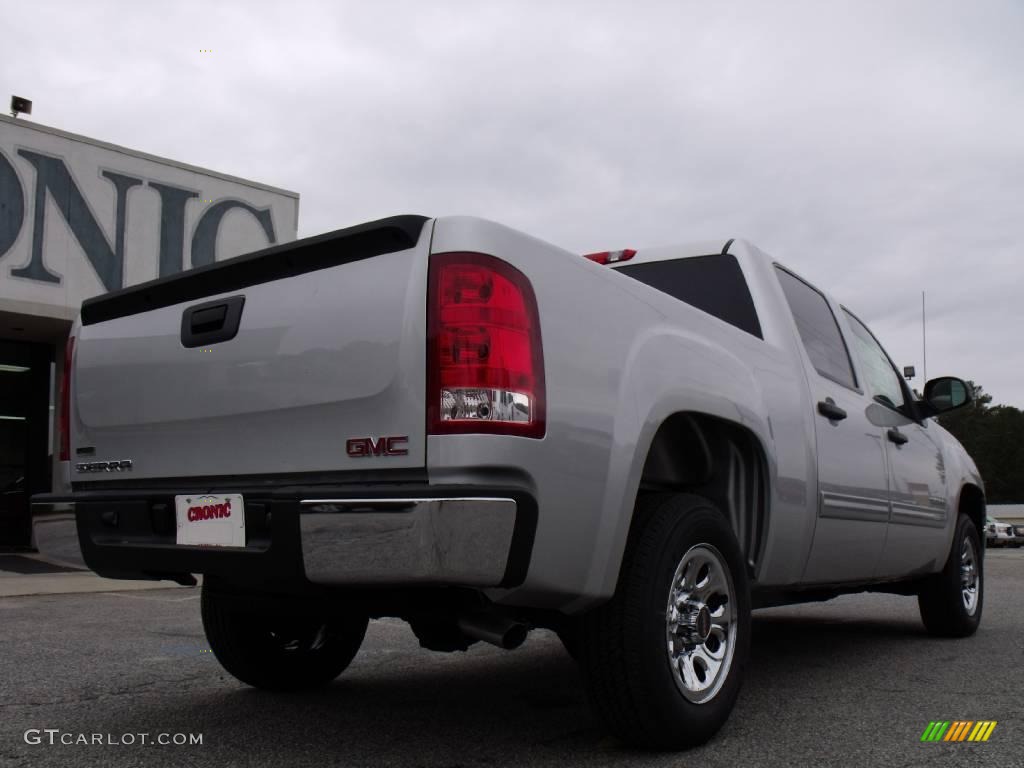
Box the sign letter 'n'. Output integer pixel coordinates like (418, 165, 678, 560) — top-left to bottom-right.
(12, 150, 141, 290)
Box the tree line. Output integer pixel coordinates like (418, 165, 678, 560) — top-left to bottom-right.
(939, 382, 1024, 504)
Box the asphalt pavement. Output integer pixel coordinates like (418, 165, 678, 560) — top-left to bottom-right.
(1, 550, 1022, 768)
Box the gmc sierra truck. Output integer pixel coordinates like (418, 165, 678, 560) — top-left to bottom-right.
(33, 215, 984, 749)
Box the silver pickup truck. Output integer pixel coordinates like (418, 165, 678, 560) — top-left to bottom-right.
(33, 215, 984, 749)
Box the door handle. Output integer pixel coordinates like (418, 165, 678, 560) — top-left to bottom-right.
(887, 428, 909, 445)
(817, 400, 847, 421)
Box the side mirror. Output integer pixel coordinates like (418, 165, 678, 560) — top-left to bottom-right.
(920, 376, 971, 417)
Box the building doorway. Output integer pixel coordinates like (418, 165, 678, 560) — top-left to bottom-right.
(0, 340, 53, 547)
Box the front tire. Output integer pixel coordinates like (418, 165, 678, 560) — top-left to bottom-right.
(201, 585, 369, 691)
(918, 513, 983, 638)
(579, 494, 751, 750)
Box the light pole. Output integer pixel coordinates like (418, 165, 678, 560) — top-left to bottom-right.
(922, 291, 927, 383)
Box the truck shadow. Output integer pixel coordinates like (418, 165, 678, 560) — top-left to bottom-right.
(107, 608, 951, 764)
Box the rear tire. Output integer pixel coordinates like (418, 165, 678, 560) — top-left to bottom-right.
(555, 619, 582, 661)
(579, 494, 751, 750)
(918, 514, 983, 638)
(201, 584, 368, 691)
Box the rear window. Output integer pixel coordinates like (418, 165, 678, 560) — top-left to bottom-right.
(614, 254, 763, 338)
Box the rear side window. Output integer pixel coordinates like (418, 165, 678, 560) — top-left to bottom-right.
(774, 267, 857, 389)
(615, 254, 763, 338)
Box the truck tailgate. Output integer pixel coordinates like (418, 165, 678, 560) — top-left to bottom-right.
(71, 216, 431, 481)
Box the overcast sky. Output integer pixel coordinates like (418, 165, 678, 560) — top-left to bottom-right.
(6, 1, 1023, 406)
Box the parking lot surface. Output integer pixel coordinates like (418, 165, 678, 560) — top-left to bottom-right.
(1, 550, 1022, 768)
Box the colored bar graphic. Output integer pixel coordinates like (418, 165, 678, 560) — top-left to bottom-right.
(921, 721, 950, 741)
(947, 721, 973, 741)
(923, 720, 996, 742)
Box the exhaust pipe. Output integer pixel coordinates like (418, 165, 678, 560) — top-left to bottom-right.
(458, 611, 529, 650)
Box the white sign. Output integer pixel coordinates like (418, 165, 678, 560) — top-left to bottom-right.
(0, 115, 299, 321)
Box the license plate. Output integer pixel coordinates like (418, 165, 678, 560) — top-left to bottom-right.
(175, 494, 245, 547)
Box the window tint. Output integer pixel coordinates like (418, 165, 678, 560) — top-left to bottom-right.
(615, 254, 762, 338)
(774, 267, 857, 389)
(842, 310, 906, 410)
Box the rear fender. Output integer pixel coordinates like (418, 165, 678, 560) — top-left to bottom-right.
(565, 327, 775, 612)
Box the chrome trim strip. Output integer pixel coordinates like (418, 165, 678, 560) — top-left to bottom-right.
(890, 500, 945, 514)
(819, 491, 890, 523)
(889, 500, 946, 528)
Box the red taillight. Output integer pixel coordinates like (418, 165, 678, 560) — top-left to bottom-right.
(583, 249, 636, 265)
(427, 252, 545, 438)
(58, 336, 75, 461)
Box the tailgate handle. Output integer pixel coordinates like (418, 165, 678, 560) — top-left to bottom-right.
(181, 295, 245, 348)
(191, 304, 227, 333)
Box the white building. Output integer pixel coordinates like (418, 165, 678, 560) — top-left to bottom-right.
(0, 114, 298, 545)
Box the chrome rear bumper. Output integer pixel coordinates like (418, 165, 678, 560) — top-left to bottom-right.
(299, 497, 517, 585)
(32, 494, 520, 588)
(31, 501, 87, 570)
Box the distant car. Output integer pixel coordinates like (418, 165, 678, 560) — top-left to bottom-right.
(986, 516, 1019, 548)
(1013, 523, 1024, 547)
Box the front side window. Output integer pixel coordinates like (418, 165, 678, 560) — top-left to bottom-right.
(842, 310, 907, 410)
(774, 267, 857, 389)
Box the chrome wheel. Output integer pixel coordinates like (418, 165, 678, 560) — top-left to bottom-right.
(268, 621, 331, 653)
(666, 543, 737, 704)
(960, 537, 979, 615)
